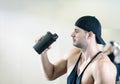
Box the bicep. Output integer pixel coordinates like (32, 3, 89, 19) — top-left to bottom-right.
(52, 59, 67, 79)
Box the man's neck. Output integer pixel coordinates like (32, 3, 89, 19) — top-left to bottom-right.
(80, 46, 100, 62)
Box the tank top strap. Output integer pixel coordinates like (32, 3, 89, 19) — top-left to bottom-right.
(76, 53, 82, 65)
(80, 51, 102, 77)
(67, 53, 82, 84)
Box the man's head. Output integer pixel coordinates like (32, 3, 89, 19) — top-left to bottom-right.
(75, 16, 106, 45)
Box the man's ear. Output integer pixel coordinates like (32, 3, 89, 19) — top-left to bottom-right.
(87, 31, 93, 38)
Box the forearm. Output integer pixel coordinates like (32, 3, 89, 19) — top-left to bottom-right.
(40, 51, 54, 80)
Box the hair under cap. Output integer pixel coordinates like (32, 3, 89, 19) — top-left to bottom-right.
(75, 16, 106, 45)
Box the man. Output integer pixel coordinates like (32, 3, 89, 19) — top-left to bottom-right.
(38, 16, 117, 84)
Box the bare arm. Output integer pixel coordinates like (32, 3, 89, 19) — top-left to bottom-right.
(93, 57, 117, 84)
(40, 50, 67, 80)
(35, 36, 67, 80)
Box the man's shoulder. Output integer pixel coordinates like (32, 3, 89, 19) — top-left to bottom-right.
(64, 47, 81, 60)
(69, 47, 81, 56)
(92, 53, 116, 72)
(91, 53, 117, 83)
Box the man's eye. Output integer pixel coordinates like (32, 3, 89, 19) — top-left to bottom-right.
(75, 30, 79, 33)
(74, 29, 79, 33)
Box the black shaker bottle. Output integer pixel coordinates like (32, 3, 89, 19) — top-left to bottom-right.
(33, 31, 58, 54)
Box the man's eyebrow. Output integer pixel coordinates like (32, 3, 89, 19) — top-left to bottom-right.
(74, 28, 79, 31)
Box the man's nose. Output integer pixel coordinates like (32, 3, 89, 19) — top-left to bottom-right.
(71, 32, 75, 37)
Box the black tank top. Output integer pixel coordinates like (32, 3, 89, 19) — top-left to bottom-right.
(67, 51, 102, 84)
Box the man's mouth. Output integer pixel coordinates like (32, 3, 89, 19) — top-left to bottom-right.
(72, 38, 76, 42)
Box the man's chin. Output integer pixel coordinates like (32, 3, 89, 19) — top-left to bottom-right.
(73, 44, 78, 47)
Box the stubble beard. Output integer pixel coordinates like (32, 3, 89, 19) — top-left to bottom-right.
(73, 41, 87, 51)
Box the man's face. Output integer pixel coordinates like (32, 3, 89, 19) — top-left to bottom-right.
(71, 26, 88, 49)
